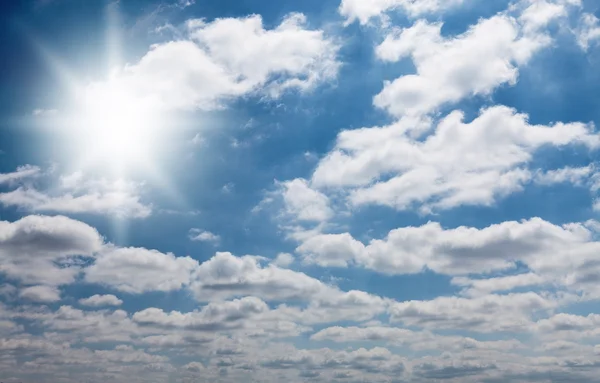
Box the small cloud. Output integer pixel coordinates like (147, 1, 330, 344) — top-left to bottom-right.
(222, 183, 234, 194)
(190, 133, 205, 146)
(79, 294, 123, 307)
(273, 253, 294, 267)
(19, 285, 61, 303)
(189, 228, 221, 244)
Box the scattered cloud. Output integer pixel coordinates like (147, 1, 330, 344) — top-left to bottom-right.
(79, 294, 123, 307)
(19, 285, 61, 303)
(189, 229, 221, 244)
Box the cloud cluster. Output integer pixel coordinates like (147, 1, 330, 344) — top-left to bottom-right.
(3, 0, 600, 382)
(89, 13, 339, 112)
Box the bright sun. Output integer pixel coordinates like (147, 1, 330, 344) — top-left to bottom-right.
(74, 79, 162, 174)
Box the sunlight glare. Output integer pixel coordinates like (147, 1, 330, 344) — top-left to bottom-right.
(75, 79, 161, 174)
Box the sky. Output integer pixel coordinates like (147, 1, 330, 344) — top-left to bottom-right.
(1, 0, 600, 382)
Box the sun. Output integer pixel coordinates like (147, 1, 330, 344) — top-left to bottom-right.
(72, 78, 163, 175)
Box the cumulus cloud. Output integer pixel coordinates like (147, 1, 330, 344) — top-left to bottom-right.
(188, 229, 221, 243)
(374, 1, 575, 117)
(312, 106, 598, 212)
(84, 246, 199, 293)
(132, 297, 268, 330)
(19, 285, 61, 303)
(296, 217, 600, 284)
(279, 178, 333, 222)
(388, 292, 556, 332)
(339, 0, 467, 24)
(0, 174, 151, 218)
(88, 13, 339, 112)
(0, 215, 103, 286)
(272, 252, 294, 267)
(79, 294, 123, 307)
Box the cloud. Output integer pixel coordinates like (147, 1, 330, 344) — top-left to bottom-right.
(312, 106, 598, 212)
(452, 273, 545, 297)
(132, 297, 268, 330)
(278, 178, 333, 222)
(576, 13, 600, 50)
(91, 13, 339, 112)
(19, 285, 61, 303)
(339, 0, 467, 25)
(0, 165, 41, 185)
(297, 217, 600, 281)
(84, 246, 199, 293)
(533, 166, 594, 186)
(78, 294, 123, 307)
(0, 215, 103, 286)
(188, 252, 327, 301)
(388, 292, 556, 332)
(188, 252, 387, 323)
(0, 174, 151, 218)
(272, 253, 294, 267)
(373, 2, 573, 117)
(189, 229, 221, 243)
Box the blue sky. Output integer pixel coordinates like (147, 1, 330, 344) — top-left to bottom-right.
(2, 0, 600, 382)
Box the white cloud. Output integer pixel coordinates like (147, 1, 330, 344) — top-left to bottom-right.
(79, 294, 123, 307)
(452, 273, 545, 297)
(533, 166, 593, 185)
(388, 292, 556, 332)
(339, 0, 466, 25)
(373, 1, 576, 117)
(313, 106, 598, 212)
(0, 165, 40, 185)
(132, 297, 268, 330)
(93, 13, 339, 112)
(279, 178, 333, 222)
(0, 174, 151, 218)
(188, 252, 326, 302)
(84, 246, 199, 293)
(188, 229, 220, 243)
(295, 217, 600, 284)
(272, 252, 294, 267)
(19, 285, 61, 303)
(0, 215, 103, 286)
(575, 13, 600, 50)
(188, 252, 387, 323)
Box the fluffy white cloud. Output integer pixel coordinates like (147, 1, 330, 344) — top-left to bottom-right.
(339, 0, 466, 24)
(84, 246, 199, 293)
(189, 252, 387, 323)
(373, 2, 573, 117)
(311, 325, 523, 352)
(0, 215, 102, 286)
(295, 217, 600, 296)
(534, 166, 593, 185)
(132, 297, 268, 330)
(189, 252, 325, 301)
(91, 13, 339, 112)
(79, 294, 123, 307)
(188, 229, 220, 243)
(452, 273, 545, 297)
(312, 106, 598, 212)
(19, 286, 61, 303)
(279, 178, 333, 222)
(272, 252, 294, 267)
(389, 292, 556, 332)
(0, 174, 151, 218)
